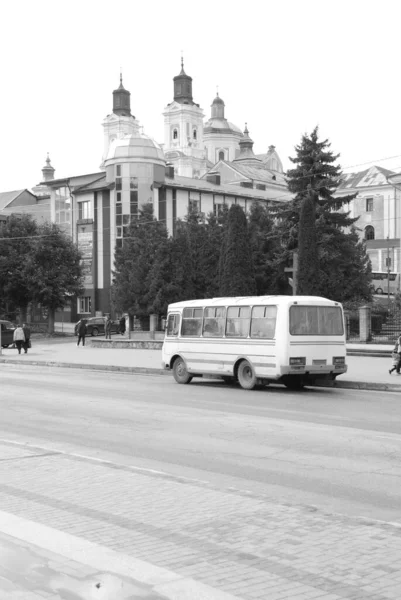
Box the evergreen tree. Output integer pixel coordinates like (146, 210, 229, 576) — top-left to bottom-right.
(296, 187, 319, 295)
(219, 204, 256, 296)
(200, 211, 225, 298)
(28, 222, 84, 333)
(112, 203, 170, 324)
(273, 126, 372, 303)
(248, 202, 288, 295)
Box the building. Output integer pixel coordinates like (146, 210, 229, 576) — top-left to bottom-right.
(336, 165, 401, 293)
(42, 72, 291, 325)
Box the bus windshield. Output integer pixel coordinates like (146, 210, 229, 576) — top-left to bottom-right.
(290, 305, 344, 336)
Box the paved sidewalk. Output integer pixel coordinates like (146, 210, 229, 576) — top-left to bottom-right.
(0, 338, 400, 392)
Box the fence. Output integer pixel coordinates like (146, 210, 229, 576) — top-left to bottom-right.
(345, 305, 401, 344)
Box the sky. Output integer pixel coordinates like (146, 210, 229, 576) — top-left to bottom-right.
(1, 0, 401, 192)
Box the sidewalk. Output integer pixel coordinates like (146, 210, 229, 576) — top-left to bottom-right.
(0, 337, 400, 392)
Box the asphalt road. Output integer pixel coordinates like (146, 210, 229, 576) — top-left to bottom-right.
(1, 364, 400, 523)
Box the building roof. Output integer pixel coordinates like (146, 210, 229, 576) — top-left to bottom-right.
(209, 160, 286, 186)
(337, 165, 395, 191)
(203, 118, 243, 134)
(167, 174, 288, 202)
(0, 190, 35, 210)
(41, 172, 105, 189)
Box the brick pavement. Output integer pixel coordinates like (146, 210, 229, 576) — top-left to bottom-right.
(0, 440, 400, 599)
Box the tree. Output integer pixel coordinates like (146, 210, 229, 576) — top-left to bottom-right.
(296, 187, 319, 295)
(248, 202, 288, 295)
(28, 222, 84, 333)
(0, 214, 38, 322)
(219, 204, 256, 296)
(273, 126, 372, 303)
(112, 203, 170, 326)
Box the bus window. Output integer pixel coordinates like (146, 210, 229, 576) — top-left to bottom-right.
(290, 306, 344, 335)
(251, 305, 277, 338)
(166, 313, 180, 336)
(182, 307, 203, 337)
(226, 306, 250, 337)
(203, 307, 226, 337)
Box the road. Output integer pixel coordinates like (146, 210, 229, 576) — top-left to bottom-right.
(1, 364, 401, 599)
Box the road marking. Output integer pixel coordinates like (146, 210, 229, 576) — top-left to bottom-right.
(0, 509, 239, 600)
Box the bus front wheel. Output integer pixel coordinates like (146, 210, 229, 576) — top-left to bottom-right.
(237, 360, 257, 390)
(172, 357, 193, 384)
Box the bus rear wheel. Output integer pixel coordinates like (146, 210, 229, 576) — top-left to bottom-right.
(237, 360, 257, 390)
(172, 357, 193, 384)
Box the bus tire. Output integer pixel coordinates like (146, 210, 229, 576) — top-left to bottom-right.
(237, 360, 257, 390)
(172, 357, 193, 384)
(282, 375, 305, 390)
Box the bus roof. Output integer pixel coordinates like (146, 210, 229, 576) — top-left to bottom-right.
(167, 295, 341, 310)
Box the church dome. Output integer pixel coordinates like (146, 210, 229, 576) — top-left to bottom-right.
(212, 95, 224, 106)
(105, 131, 165, 165)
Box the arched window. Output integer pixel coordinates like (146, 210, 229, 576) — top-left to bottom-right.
(193, 129, 197, 140)
(365, 226, 375, 240)
(173, 129, 178, 140)
(218, 150, 225, 161)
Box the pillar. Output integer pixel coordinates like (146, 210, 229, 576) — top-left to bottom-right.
(359, 305, 371, 343)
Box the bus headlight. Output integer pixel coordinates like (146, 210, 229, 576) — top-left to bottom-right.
(333, 357, 345, 365)
(289, 357, 306, 366)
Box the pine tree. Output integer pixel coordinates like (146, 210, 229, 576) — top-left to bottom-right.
(219, 204, 256, 296)
(296, 187, 319, 295)
(112, 203, 169, 325)
(273, 126, 372, 303)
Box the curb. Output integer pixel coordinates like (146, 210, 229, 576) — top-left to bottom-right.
(2, 357, 401, 392)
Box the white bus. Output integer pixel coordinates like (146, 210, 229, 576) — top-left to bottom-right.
(162, 295, 347, 390)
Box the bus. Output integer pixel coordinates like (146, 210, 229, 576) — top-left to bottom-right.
(162, 295, 347, 390)
(371, 272, 399, 295)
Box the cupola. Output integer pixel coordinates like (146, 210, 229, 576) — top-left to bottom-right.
(211, 93, 225, 119)
(173, 58, 194, 104)
(232, 124, 262, 166)
(112, 74, 132, 117)
(41, 153, 55, 181)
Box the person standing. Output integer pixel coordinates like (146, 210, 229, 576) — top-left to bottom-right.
(22, 323, 31, 354)
(105, 315, 112, 340)
(118, 315, 126, 336)
(13, 324, 25, 354)
(389, 334, 401, 374)
(77, 319, 87, 347)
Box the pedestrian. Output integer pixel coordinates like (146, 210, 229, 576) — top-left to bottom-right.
(105, 315, 112, 340)
(118, 315, 126, 336)
(13, 324, 25, 355)
(22, 322, 31, 354)
(77, 319, 87, 347)
(389, 334, 401, 374)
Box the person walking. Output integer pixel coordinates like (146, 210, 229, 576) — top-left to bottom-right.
(105, 315, 112, 340)
(118, 315, 126, 336)
(22, 323, 31, 354)
(77, 319, 87, 347)
(13, 324, 25, 355)
(389, 334, 401, 374)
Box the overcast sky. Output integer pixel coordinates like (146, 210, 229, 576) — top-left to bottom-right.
(1, 0, 400, 191)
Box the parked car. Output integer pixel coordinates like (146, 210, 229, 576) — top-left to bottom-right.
(0, 320, 16, 348)
(74, 317, 120, 337)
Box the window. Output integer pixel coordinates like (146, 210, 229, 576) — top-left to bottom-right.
(366, 197, 373, 212)
(130, 177, 138, 189)
(289, 306, 344, 336)
(189, 199, 199, 212)
(226, 306, 251, 337)
(218, 150, 225, 161)
(166, 314, 180, 337)
(181, 308, 203, 337)
(203, 307, 226, 337)
(365, 225, 375, 240)
(116, 177, 122, 191)
(116, 165, 121, 177)
(116, 192, 122, 203)
(193, 129, 197, 140)
(130, 190, 138, 217)
(173, 128, 178, 140)
(78, 296, 92, 314)
(214, 202, 225, 218)
(78, 201, 91, 220)
(250, 306, 277, 339)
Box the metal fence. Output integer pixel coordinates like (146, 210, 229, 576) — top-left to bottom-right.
(346, 307, 401, 344)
